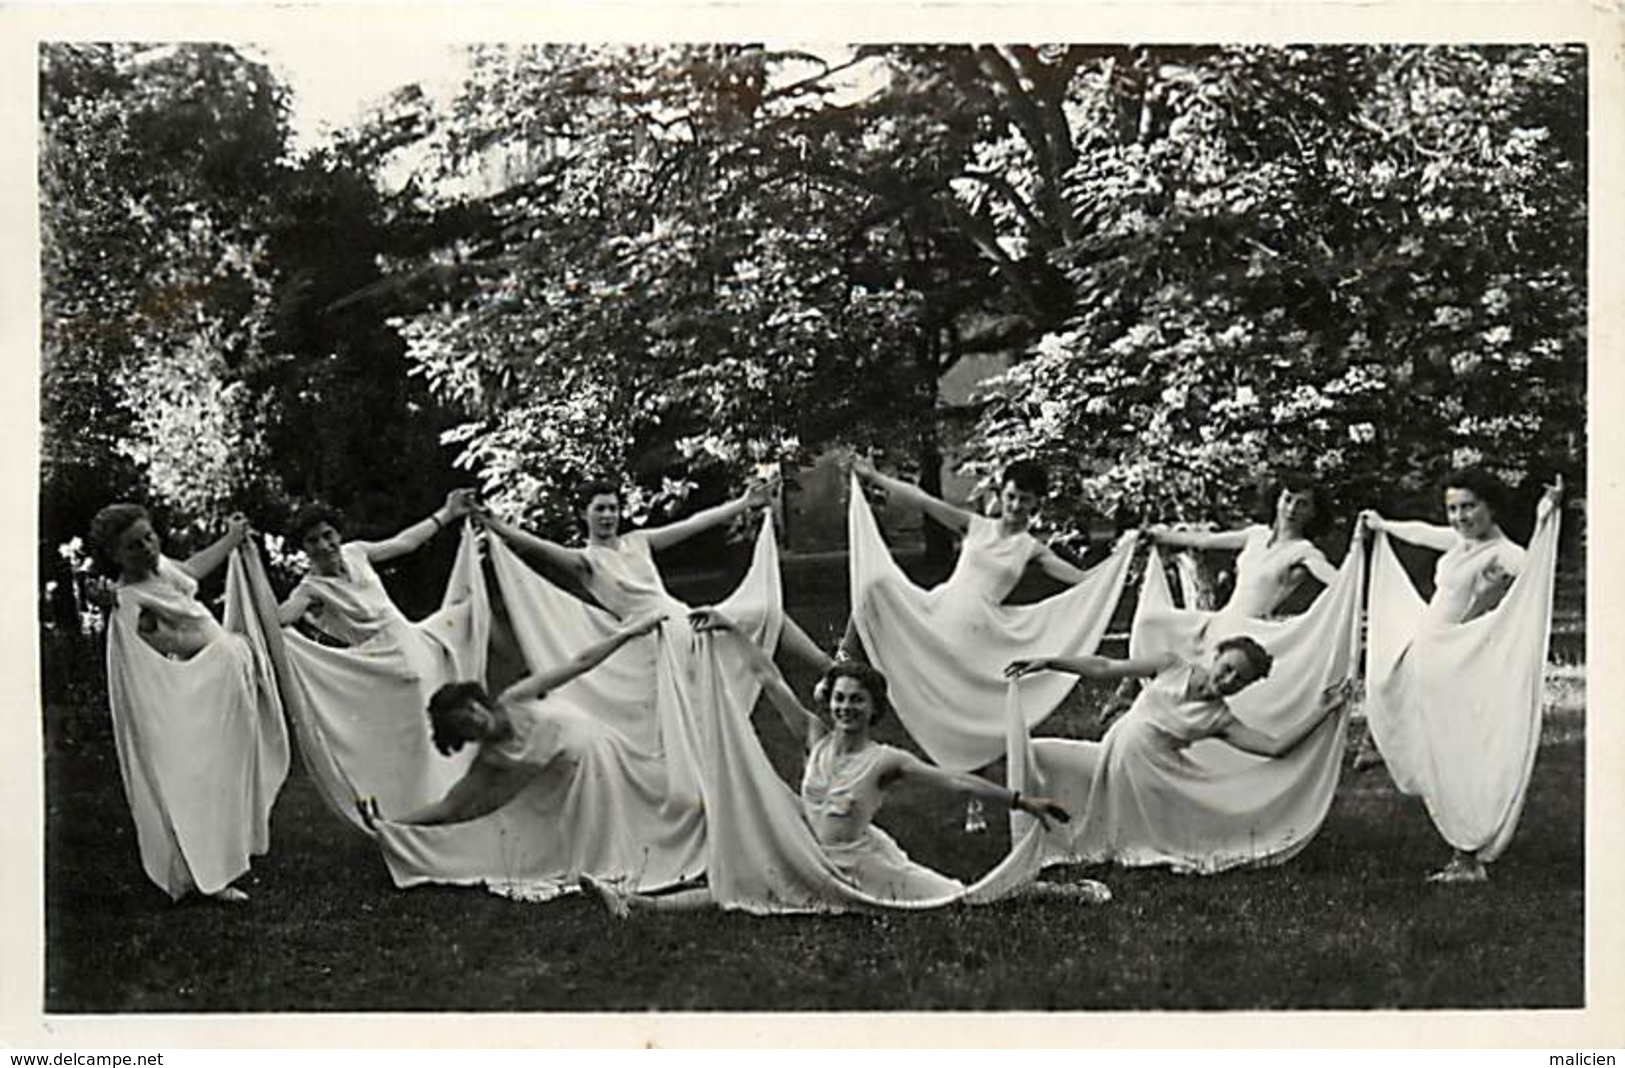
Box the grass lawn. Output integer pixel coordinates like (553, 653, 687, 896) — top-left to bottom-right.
(40, 553, 1586, 1013)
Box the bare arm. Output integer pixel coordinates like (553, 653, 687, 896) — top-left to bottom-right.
(885, 750, 1070, 828)
(359, 489, 478, 565)
(643, 478, 777, 553)
(691, 608, 826, 746)
(1359, 511, 1456, 552)
(276, 583, 320, 627)
(392, 756, 537, 826)
(852, 456, 973, 535)
(498, 612, 666, 704)
(1147, 525, 1250, 552)
(1006, 651, 1178, 682)
(179, 514, 250, 581)
(481, 513, 589, 578)
(1030, 543, 1090, 586)
(1219, 680, 1354, 758)
(1296, 544, 1340, 587)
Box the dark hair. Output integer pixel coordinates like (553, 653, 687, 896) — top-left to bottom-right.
(1215, 635, 1274, 682)
(89, 503, 152, 576)
(427, 681, 493, 755)
(816, 662, 895, 725)
(1001, 460, 1047, 498)
(1443, 466, 1507, 522)
(574, 478, 622, 512)
(289, 502, 345, 546)
(1262, 471, 1330, 539)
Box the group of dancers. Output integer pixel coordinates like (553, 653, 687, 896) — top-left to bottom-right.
(87, 454, 1564, 913)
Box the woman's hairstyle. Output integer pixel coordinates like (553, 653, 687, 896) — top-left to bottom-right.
(1443, 466, 1507, 521)
(289, 502, 345, 546)
(426, 681, 493, 755)
(1001, 460, 1048, 499)
(1261, 471, 1331, 539)
(89, 503, 152, 576)
(816, 661, 895, 725)
(1215, 635, 1274, 682)
(574, 478, 622, 512)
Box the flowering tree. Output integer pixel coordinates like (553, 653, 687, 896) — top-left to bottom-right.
(970, 45, 1585, 536)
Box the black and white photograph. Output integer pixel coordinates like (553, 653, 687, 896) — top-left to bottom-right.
(7, 0, 1621, 1050)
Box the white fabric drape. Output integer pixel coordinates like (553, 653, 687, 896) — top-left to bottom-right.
(369, 519, 786, 899)
(1363, 506, 1560, 861)
(105, 547, 291, 899)
(271, 524, 488, 829)
(687, 627, 1049, 913)
(847, 474, 1138, 771)
(1024, 531, 1365, 874)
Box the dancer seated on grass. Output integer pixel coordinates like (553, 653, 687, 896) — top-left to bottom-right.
(357, 611, 668, 827)
(1005, 642, 1355, 874)
(578, 607, 1101, 918)
(842, 454, 1137, 832)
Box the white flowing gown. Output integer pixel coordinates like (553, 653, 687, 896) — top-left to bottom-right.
(1025, 529, 1365, 874)
(1363, 505, 1560, 861)
(105, 548, 291, 899)
(847, 474, 1137, 770)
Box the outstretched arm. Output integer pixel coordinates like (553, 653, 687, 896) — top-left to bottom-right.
(499, 612, 667, 705)
(179, 514, 251, 581)
(387, 756, 538, 826)
(481, 512, 589, 579)
(852, 456, 974, 535)
(1006, 651, 1177, 682)
(1358, 510, 1456, 552)
(1146, 525, 1250, 552)
(359, 489, 478, 565)
(1220, 680, 1355, 758)
(643, 478, 777, 553)
(1295, 544, 1340, 587)
(1030, 543, 1091, 586)
(691, 608, 826, 746)
(885, 750, 1070, 829)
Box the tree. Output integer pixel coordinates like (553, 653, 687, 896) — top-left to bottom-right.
(969, 45, 1585, 539)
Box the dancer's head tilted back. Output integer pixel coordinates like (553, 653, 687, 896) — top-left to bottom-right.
(817, 661, 895, 729)
(575, 477, 622, 541)
(1263, 471, 1330, 539)
(91, 503, 158, 581)
(1442, 466, 1506, 539)
(1210, 635, 1274, 697)
(427, 681, 499, 754)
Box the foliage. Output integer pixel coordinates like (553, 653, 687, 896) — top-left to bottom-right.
(971, 45, 1586, 533)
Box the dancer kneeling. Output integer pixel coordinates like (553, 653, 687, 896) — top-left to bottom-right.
(580, 608, 1093, 917)
(1006, 641, 1354, 874)
(359, 611, 668, 829)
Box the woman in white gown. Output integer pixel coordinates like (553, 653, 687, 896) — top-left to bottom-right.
(1145, 474, 1339, 620)
(92, 504, 290, 903)
(577, 608, 1089, 917)
(1005, 641, 1355, 873)
(843, 457, 1138, 831)
(273, 490, 482, 821)
(358, 612, 676, 827)
(1358, 470, 1564, 884)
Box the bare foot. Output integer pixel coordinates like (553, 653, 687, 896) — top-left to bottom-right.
(207, 886, 250, 905)
(578, 874, 630, 919)
(1425, 858, 1487, 885)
